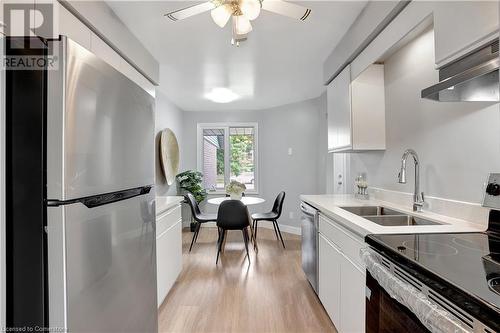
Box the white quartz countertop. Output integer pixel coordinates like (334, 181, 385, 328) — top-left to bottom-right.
(300, 194, 486, 238)
(156, 196, 184, 216)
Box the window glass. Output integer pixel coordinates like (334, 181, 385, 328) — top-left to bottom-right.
(229, 127, 255, 191)
(199, 124, 258, 193)
(202, 128, 225, 191)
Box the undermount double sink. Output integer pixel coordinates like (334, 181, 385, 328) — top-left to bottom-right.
(340, 206, 445, 227)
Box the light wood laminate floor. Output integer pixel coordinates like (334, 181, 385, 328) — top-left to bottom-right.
(158, 227, 337, 333)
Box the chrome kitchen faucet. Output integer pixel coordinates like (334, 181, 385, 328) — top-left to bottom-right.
(398, 149, 425, 212)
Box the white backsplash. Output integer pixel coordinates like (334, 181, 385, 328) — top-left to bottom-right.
(369, 187, 490, 228)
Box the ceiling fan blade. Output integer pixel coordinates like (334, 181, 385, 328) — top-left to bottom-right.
(211, 4, 232, 28)
(165, 1, 218, 21)
(262, 0, 311, 21)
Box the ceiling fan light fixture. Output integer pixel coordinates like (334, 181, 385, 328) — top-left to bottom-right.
(233, 15, 252, 35)
(240, 0, 261, 20)
(211, 4, 232, 28)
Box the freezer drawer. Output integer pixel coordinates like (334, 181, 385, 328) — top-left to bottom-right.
(47, 37, 155, 201)
(47, 191, 158, 332)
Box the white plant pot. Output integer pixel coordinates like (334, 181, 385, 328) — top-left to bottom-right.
(230, 193, 242, 200)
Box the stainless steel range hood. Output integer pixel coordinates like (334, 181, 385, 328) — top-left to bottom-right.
(421, 40, 499, 102)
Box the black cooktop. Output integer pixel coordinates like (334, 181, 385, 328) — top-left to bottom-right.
(366, 230, 500, 331)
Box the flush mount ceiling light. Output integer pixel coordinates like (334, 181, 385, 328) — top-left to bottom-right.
(205, 88, 240, 103)
(165, 0, 311, 47)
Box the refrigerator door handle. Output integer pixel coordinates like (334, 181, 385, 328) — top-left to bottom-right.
(47, 185, 153, 208)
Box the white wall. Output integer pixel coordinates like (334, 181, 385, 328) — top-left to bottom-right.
(155, 91, 184, 196)
(181, 97, 325, 229)
(349, 28, 500, 204)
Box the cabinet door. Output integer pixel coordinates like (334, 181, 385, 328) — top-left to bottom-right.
(318, 233, 342, 328)
(327, 65, 352, 151)
(327, 80, 338, 150)
(350, 64, 385, 150)
(434, 1, 499, 67)
(340, 257, 365, 333)
(156, 219, 182, 307)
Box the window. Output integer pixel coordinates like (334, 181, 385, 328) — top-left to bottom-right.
(198, 123, 258, 193)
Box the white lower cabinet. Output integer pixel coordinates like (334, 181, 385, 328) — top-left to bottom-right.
(340, 257, 365, 333)
(319, 234, 342, 325)
(156, 204, 183, 307)
(318, 215, 366, 333)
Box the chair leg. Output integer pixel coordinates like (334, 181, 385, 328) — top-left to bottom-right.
(189, 222, 201, 252)
(249, 226, 258, 251)
(271, 220, 279, 240)
(216, 228, 225, 265)
(242, 229, 250, 263)
(254, 220, 258, 240)
(221, 230, 228, 253)
(194, 223, 202, 243)
(274, 220, 285, 249)
(216, 229, 221, 265)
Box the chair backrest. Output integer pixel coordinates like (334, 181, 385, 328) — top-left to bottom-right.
(185, 192, 202, 220)
(272, 191, 286, 218)
(217, 200, 249, 230)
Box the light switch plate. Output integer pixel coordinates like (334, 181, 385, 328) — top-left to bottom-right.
(483, 173, 500, 209)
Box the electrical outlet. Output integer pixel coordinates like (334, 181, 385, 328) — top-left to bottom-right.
(289, 212, 294, 219)
(288, 148, 293, 155)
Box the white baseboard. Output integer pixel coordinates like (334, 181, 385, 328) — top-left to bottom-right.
(256, 221, 301, 235)
(182, 220, 301, 236)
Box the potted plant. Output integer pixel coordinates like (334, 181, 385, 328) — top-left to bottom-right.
(176, 170, 208, 232)
(226, 180, 246, 200)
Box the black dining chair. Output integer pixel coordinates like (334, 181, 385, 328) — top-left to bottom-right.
(251, 191, 286, 248)
(185, 193, 218, 252)
(216, 200, 251, 264)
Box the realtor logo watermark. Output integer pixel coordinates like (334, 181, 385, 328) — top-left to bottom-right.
(2, 0, 59, 70)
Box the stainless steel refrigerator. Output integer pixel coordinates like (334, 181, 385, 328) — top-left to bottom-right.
(5, 36, 158, 331)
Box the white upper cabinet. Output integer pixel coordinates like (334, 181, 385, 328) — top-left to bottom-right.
(57, 3, 91, 50)
(433, 1, 499, 68)
(327, 64, 386, 153)
(327, 65, 351, 151)
(90, 32, 122, 73)
(55, 4, 155, 98)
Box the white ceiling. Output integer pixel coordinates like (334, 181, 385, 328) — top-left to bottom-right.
(107, 1, 367, 111)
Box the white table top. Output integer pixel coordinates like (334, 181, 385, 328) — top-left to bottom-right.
(207, 196, 265, 206)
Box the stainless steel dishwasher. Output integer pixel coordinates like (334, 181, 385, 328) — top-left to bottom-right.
(300, 202, 319, 293)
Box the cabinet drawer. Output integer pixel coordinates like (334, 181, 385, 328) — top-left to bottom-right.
(156, 204, 181, 236)
(319, 214, 365, 269)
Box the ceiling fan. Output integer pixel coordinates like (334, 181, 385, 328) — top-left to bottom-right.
(164, 0, 312, 46)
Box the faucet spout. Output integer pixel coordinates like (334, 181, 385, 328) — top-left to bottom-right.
(398, 149, 424, 212)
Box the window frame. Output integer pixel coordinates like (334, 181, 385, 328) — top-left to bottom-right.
(197, 122, 259, 195)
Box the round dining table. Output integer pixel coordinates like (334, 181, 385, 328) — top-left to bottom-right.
(207, 196, 265, 206)
(207, 196, 265, 252)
